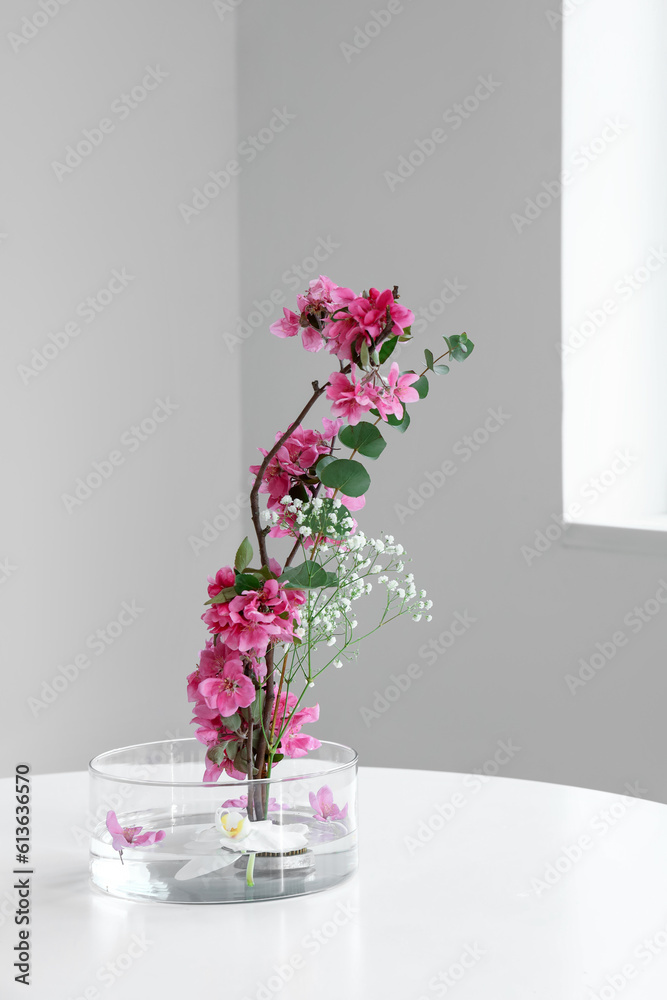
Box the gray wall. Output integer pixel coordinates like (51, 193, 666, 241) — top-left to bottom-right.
(2, 0, 242, 775)
(236, 0, 666, 802)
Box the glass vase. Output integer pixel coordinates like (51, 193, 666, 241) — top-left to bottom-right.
(88, 738, 358, 903)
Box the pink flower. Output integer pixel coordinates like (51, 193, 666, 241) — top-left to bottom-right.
(106, 810, 165, 862)
(274, 692, 321, 758)
(203, 755, 246, 783)
(250, 422, 338, 508)
(198, 658, 256, 716)
(203, 579, 305, 657)
(326, 371, 378, 426)
(221, 794, 281, 811)
(323, 287, 414, 362)
(374, 363, 420, 419)
(269, 307, 300, 340)
(207, 566, 235, 599)
(309, 786, 348, 823)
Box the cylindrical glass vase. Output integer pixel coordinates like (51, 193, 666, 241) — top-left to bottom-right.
(89, 738, 358, 903)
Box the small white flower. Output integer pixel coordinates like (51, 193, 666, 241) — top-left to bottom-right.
(396, 561, 404, 572)
(280, 495, 291, 505)
(419, 589, 426, 598)
(308, 681, 315, 688)
(312, 497, 323, 509)
(333, 499, 342, 509)
(373, 539, 385, 552)
(387, 580, 398, 591)
(333, 659, 343, 669)
(262, 510, 272, 523)
(299, 526, 312, 537)
(405, 573, 414, 583)
(395, 544, 404, 555)
(370, 565, 382, 574)
(294, 627, 306, 639)
(412, 614, 422, 622)
(425, 600, 433, 610)
(351, 620, 358, 628)
(327, 636, 337, 646)
(397, 588, 405, 599)
(378, 575, 388, 584)
(426, 614, 432, 622)
(385, 534, 395, 544)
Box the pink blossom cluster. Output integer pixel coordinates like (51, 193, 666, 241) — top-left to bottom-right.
(250, 421, 340, 510)
(326, 362, 420, 427)
(270, 276, 413, 363)
(187, 638, 252, 780)
(202, 569, 305, 657)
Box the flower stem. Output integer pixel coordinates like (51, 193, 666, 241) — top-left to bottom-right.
(246, 852, 256, 887)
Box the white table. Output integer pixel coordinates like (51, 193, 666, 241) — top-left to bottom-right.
(2, 767, 667, 999)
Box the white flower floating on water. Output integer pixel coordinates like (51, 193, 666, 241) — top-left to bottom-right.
(174, 809, 309, 881)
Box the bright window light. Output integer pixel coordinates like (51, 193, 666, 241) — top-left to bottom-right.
(563, 0, 667, 531)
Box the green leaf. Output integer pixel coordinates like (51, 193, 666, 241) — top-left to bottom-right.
(316, 454, 336, 478)
(234, 573, 262, 594)
(424, 348, 434, 371)
(443, 333, 474, 362)
(386, 406, 411, 433)
(206, 745, 226, 766)
(338, 421, 387, 460)
(205, 585, 237, 606)
(379, 336, 398, 364)
(234, 536, 253, 573)
(360, 340, 371, 370)
(410, 374, 429, 399)
(221, 713, 241, 731)
(280, 560, 329, 589)
(271, 753, 285, 765)
(323, 571, 339, 588)
(434, 364, 450, 375)
(319, 458, 371, 498)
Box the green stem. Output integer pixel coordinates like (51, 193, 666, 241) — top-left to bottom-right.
(246, 852, 256, 887)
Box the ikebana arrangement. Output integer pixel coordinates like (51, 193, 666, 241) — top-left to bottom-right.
(186, 275, 474, 820)
(91, 274, 473, 902)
